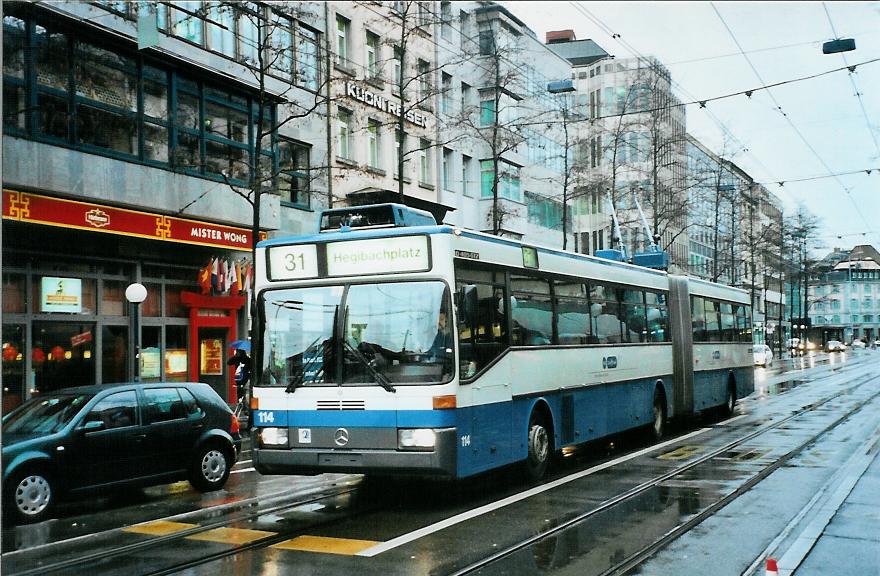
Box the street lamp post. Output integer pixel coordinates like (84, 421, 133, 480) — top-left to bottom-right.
(125, 283, 147, 381)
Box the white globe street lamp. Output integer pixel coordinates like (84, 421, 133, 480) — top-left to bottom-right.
(125, 283, 147, 381)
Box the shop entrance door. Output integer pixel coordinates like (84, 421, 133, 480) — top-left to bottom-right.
(198, 328, 228, 402)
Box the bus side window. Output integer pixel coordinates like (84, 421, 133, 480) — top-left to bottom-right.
(455, 275, 507, 378)
(691, 296, 706, 342)
(704, 299, 722, 342)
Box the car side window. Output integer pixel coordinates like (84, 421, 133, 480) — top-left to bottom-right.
(143, 388, 186, 424)
(178, 388, 204, 419)
(84, 391, 138, 430)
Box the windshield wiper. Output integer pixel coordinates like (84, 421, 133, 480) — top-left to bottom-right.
(343, 341, 396, 393)
(285, 335, 325, 393)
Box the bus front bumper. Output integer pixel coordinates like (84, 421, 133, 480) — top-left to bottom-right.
(252, 427, 457, 478)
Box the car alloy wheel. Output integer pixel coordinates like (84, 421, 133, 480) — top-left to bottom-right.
(200, 449, 228, 484)
(13, 473, 52, 522)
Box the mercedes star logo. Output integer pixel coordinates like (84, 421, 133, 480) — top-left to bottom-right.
(334, 428, 350, 446)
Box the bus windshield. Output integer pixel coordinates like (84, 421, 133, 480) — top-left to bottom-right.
(260, 281, 452, 388)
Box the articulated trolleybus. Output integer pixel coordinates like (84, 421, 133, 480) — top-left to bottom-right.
(251, 204, 753, 481)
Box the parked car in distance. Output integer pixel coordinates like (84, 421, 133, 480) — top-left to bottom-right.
(850, 340, 866, 349)
(825, 340, 844, 352)
(874, 340, 880, 348)
(2, 382, 241, 524)
(753, 344, 774, 367)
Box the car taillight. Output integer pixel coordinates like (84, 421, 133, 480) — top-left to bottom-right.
(230, 413, 240, 434)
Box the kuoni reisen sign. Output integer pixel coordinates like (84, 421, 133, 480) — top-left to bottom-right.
(3, 189, 260, 251)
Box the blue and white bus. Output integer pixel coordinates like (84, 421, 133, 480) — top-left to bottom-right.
(251, 204, 753, 481)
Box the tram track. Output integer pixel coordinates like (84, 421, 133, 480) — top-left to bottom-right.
(6, 480, 365, 576)
(452, 368, 880, 576)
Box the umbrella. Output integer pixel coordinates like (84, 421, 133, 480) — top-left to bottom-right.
(229, 339, 251, 352)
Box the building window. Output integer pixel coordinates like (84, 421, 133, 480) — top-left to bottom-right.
(335, 14, 350, 67)
(442, 148, 452, 191)
(237, 4, 261, 65)
(461, 81, 471, 113)
(441, 2, 452, 40)
(462, 155, 472, 196)
(441, 72, 452, 114)
(268, 12, 294, 81)
(1, 9, 279, 186)
(479, 28, 494, 55)
(366, 31, 380, 79)
(171, 1, 204, 45)
(295, 26, 320, 90)
(337, 108, 352, 160)
(481, 160, 521, 201)
(367, 119, 380, 169)
(278, 139, 310, 207)
(460, 10, 471, 50)
(480, 98, 496, 126)
(206, 4, 236, 57)
(419, 139, 432, 184)
(392, 46, 402, 91)
(418, 59, 431, 104)
(526, 192, 568, 230)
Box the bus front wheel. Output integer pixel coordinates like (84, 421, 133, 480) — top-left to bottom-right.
(522, 410, 551, 482)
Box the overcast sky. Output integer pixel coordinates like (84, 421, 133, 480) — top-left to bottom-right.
(501, 1, 880, 254)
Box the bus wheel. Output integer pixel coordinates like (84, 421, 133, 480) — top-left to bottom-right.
(651, 390, 667, 441)
(523, 410, 551, 482)
(722, 381, 736, 418)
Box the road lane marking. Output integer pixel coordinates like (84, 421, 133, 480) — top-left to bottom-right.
(273, 535, 379, 555)
(122, 520, 197, 535)
(356, 427, 711, 557)
(186, 527, 276, 544)
(657, 445, 704, 460)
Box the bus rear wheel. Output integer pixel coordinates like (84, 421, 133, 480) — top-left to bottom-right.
(522, 411, 551, 482)
(651, 390, 667, 441)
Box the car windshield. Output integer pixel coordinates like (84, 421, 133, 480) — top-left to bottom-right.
(2, 394, 93, 435)
(260, 281, 453, 388)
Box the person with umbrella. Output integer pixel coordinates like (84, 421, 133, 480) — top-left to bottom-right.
(227, 340, 252, 426)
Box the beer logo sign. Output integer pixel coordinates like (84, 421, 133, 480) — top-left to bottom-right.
(85, 209, 110, 228)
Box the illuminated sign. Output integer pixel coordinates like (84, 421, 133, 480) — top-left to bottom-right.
(41, 277, 82, 313)
(326, 236, 429, 276)
(268, 244, 319, 280)
(345, 82, 429, 128)
(3, 189, 263, 251)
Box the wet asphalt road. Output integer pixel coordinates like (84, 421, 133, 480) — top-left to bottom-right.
(3, 349, 878, 576)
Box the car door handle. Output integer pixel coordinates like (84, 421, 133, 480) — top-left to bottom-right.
(131, 433, 147, 441)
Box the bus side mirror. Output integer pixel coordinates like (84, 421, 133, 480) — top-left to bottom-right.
(458, 285, 478, 326)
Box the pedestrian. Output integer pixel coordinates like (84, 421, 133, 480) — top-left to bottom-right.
(227, 346, 252, 411)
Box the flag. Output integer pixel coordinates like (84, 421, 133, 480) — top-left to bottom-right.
(234, 260, 242, 294)
(244, 262, 252, 291)
(218, 259, 227, 294)
(198, 259, 212, 295)
(211, 258, 219, 293)
(225, 259, 235, 293)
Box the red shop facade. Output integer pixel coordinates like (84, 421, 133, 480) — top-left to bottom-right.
(1, 189, 262, 413)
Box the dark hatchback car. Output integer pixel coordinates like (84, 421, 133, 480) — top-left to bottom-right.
(2, 382, 241, 524)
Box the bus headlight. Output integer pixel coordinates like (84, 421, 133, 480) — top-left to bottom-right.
(398, 429, 436, 450)
(259, 427, 289, 447)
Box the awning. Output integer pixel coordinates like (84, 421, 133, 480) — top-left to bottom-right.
(346, 188, 456, 224)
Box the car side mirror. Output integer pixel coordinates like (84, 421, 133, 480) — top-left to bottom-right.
(457, 285, 478, 326)
(82, 420, 105, 433)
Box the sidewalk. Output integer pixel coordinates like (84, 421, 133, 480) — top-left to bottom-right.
(762, 431, 880, 575)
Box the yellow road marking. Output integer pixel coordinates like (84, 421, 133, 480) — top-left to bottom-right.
(657, 445, 704, 460)
(187, 527, 276, 544)
(273, 535, 379, 555)
(123, 520, 198, 536)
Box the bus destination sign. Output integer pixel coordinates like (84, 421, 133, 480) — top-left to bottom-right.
(268, 244, 319, 280)
(327, 236, 429, 276)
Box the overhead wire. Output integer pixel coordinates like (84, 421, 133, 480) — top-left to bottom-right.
(822, 2, 880, 160)
(710, 2, 879, 244)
